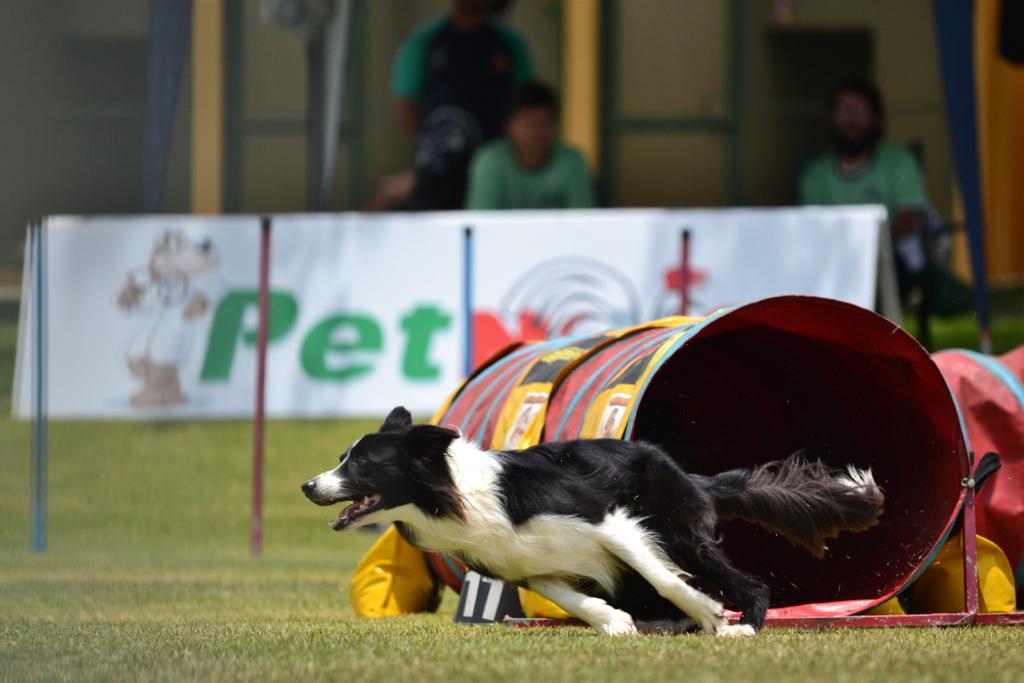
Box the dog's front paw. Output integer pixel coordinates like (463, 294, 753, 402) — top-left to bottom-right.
(600, 611, 638, 637)
(715, 623, 757, 638)
(690, 598, 728, 635)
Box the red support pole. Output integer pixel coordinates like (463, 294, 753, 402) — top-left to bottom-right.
(251, 215, 271, 557)
(679, 228, 691, 316)
(962, 476, 980, 617)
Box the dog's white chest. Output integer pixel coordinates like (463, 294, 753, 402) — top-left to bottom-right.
(407, 511, 623, 592)
(377, 439, 625, 591)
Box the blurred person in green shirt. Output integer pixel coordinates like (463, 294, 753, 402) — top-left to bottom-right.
(800, 80, 931, 297)
(800, 80, 971, 312)
(465, 81, 597, 210)
(800, 80, 928, 218)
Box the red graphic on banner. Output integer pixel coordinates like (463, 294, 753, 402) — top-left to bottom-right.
(663, 264, 709, 292)
(469, 262, 710, 370)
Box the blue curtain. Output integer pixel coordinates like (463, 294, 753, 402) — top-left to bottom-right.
(142, 0, 193, 212)
(932, 0, 992, 345)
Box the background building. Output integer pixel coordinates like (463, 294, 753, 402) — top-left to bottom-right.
(1, 0, 1019, 290)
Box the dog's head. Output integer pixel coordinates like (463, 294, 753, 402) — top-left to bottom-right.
(301, 406, 463, 530)
(150, 230, 219, 278)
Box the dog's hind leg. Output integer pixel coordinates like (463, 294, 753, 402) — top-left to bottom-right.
(527, 577, 638, 637)
(598, 511, 738, 636)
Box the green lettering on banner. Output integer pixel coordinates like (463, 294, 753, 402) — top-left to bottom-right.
(200, 291, 299, 380)
(400, 305, 451, 380)
(301, 315, 383, 381)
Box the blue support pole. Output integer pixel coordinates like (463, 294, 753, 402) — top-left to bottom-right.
(932, 0, 993, 353)
(32, 221, 47, 553)
(463, 226, 474, 377)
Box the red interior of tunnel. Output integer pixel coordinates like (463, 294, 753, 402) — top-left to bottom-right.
(628, 297, 969, 609)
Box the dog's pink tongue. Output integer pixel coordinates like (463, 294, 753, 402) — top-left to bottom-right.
(329, 495, 380, 531)
(330, 506, 353, 531)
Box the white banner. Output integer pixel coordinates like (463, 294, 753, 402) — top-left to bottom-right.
(13, 207, 885, 418)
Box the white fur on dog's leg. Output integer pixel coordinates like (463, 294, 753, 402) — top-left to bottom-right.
(643, 592, 725, 635)
(598, 510, 728, 634)
(682, 592, 728, 634)
(601, 611, 639, 637)
(528, 577, 637, 637)
(716, 623, 757, 638)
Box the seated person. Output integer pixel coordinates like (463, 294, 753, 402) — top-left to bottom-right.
(465, 81, 597, 209)
(392, 0, 534, 210)
(799, 80, 930, 297)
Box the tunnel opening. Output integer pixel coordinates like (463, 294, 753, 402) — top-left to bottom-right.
(629, 298, 968, 609)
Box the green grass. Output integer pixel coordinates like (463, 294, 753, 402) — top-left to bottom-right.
(4, 620, 1023, 683)
(902, 313, 1024, 355)
(1, 319, 1023, 682)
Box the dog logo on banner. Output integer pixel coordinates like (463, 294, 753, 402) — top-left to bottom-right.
(116, 230, 221, 408)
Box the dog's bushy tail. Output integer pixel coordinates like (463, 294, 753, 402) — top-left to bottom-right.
(704, 452, 884, 558)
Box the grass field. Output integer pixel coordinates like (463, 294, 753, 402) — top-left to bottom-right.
(2, 318, 1023, 682)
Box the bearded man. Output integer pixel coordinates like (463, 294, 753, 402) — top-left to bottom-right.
(800, 80, 931, 298)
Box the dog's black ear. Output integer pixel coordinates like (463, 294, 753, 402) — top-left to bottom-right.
(380, 406, 413, 433)
(404, 425, 460, 459)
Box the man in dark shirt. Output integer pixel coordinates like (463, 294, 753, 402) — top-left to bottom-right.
(391, 0, 534, 210)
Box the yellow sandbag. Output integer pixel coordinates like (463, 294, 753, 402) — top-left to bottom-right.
(906, 533, 1016, 614)
(866, 596, 906, 615)
(349, 525, 439, 617)
(518, 587, 572, 618)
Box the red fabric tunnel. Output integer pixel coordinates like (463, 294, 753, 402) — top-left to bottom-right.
(438, 296, 971, 617)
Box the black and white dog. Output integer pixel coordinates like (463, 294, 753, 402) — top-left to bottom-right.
(302, 407, 884, 637)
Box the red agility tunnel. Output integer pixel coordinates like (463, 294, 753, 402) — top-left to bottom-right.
(933, 346, 1024, 607)
(436, 296, 970, 618)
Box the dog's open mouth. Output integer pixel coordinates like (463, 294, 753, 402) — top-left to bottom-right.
(330, 494, 383, 531)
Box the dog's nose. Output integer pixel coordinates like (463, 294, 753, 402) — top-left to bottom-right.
(301, 480, 316, 495)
